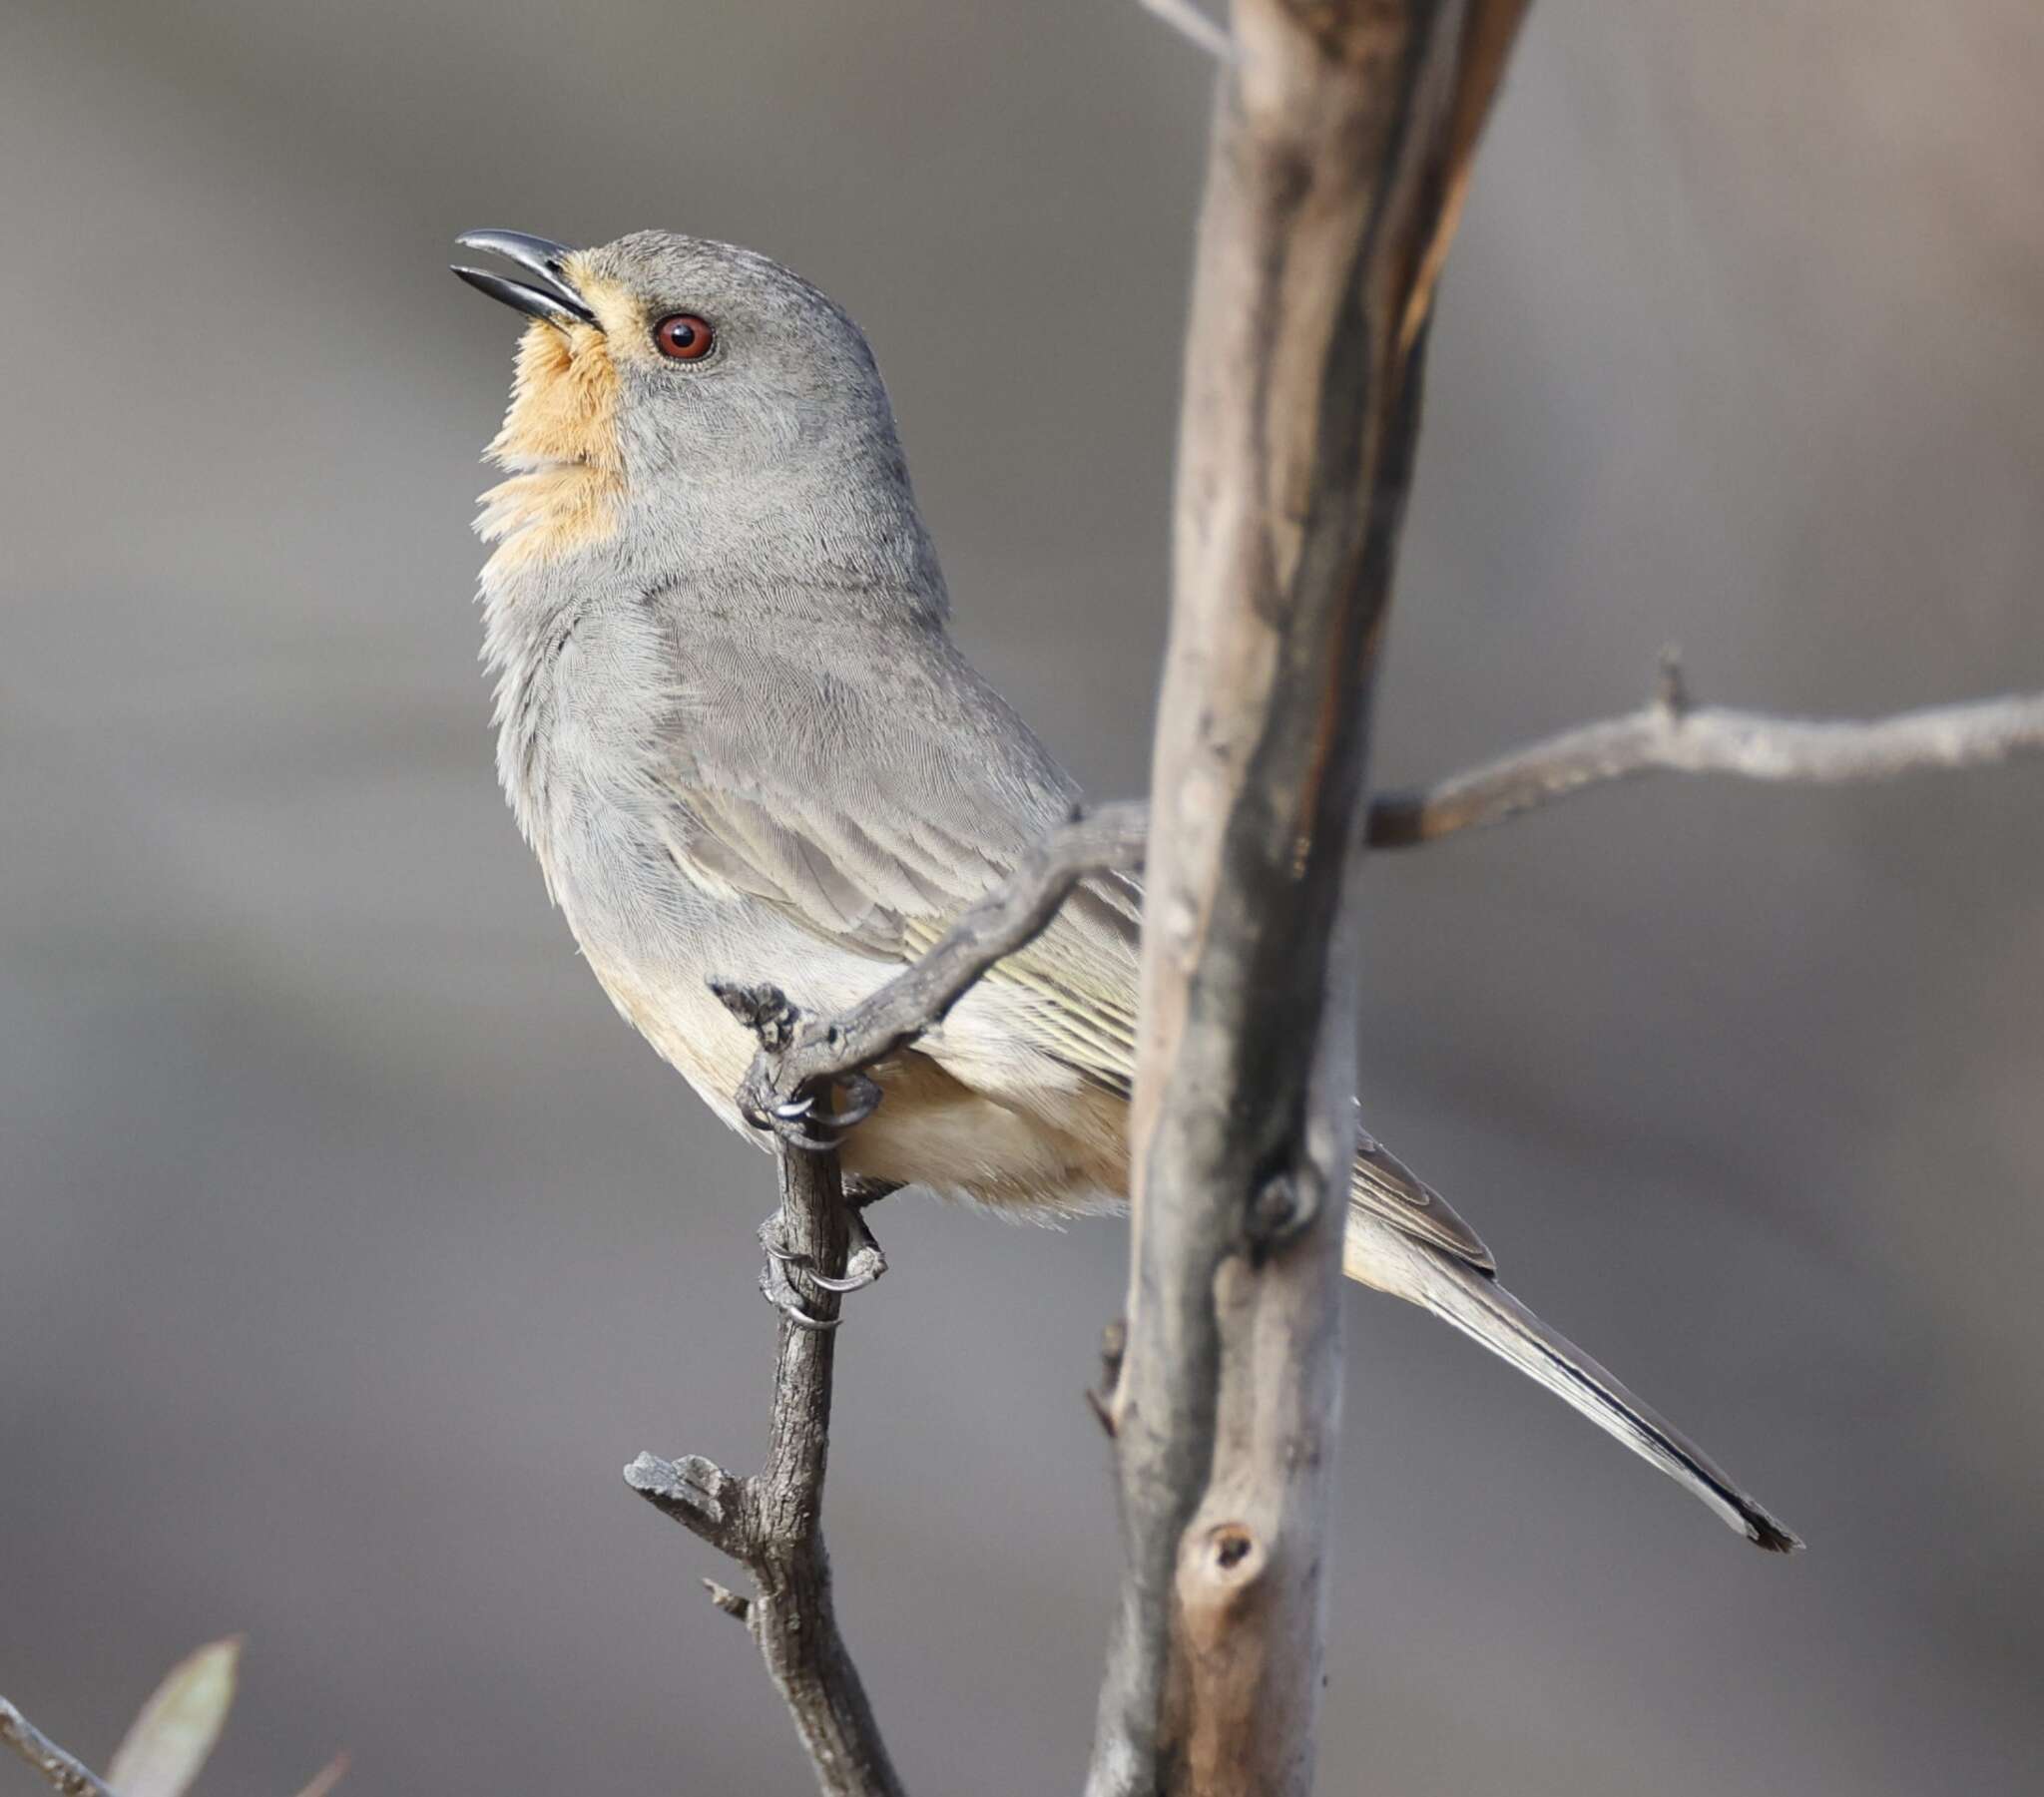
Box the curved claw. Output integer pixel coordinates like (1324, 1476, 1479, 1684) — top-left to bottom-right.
(800, 1210, 888, 1293)
(766, 1114, 864, 1154)
(747, 1073, 885, 1145)
(757, 1206, 887, 1303)
(829, 1073, 883, 1129)
(759, 1261, 840, 1331)
(806, 1255, 885, 1294)
(760, 1275, 837, 1324)
(741, 1102, 833, 1151)
(773, 1118, 845, 1154)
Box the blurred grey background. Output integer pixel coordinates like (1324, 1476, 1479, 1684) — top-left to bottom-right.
(4, 1, 2040, 1792)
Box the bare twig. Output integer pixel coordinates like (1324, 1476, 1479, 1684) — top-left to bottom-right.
(1134, 0, 1236, 62)
(1089, 3, 1530, 1793)
(1368, 670, 2044, 846)
(0, 1698, 117, 1797)
(627, 1056, 905, 1797)
(726, 674, 2041, 1138)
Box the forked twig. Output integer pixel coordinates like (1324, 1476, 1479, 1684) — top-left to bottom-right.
(628, 1028, 905, 1797)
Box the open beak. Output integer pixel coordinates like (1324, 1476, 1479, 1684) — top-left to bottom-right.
(451, 229, 598, 329)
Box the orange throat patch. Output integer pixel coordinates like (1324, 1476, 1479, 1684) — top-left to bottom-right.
(477, 318, 625, 575)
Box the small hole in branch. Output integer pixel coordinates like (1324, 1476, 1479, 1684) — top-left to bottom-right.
(1212, 1525, 1257, 1572)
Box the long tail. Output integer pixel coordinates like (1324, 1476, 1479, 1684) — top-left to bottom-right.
(1344, 1212, 1801, 1553)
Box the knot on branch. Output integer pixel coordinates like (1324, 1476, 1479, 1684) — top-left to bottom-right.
(1245, 1167, 1320, 1263)
(1206, 1523, 1262, 1581)
(1179, 1519, 1273, 1648)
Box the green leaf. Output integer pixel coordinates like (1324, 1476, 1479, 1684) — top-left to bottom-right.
(107, 1636, 243, 1797)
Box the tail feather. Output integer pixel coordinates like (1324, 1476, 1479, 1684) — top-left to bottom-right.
(1344, 1213, 1801, 1553)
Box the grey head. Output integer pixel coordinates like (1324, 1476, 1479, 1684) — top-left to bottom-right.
(452, 228, 944, 608)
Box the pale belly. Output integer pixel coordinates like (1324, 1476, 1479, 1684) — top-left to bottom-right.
(582, 941, 1131, 1220)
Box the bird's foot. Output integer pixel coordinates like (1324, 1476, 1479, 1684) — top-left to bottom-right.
(742, 1070, 883, 1152)
(758, 1240, 837, 1330)
(760, 1203, 888, 1300)
(757, 1202, 889, 1327)
(713, 979, 886, 1151)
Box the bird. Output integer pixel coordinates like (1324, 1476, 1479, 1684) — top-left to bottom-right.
(450, 226, 1799, 1554)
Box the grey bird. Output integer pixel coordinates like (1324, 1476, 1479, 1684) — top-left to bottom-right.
(451, 227, 1799, 1553)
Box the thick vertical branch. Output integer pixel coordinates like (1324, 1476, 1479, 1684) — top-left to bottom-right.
(1091, 4, 1528, 1794)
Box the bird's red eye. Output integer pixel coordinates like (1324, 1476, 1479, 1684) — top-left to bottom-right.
(654, 313, 715, 361)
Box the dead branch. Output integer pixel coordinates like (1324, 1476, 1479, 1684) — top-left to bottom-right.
(626, 1030, 905, 1797)
(731, 674, 2043, 1141)
(0, 1698, 117, 1797)
(1089, 3, 1531, 1794)
(1367, 665, 2044, 846)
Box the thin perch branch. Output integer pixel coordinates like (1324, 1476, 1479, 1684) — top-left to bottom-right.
(1368, 674, 2044, 846)
(0, 1698, 118, 1797)
(729, 678, 2041, 1138)
(627, 1036, 905, 1797)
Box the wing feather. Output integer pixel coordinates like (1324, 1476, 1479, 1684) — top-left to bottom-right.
(1352, 1134, 1496, 1272)
(647, 603, 1491, 1269)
